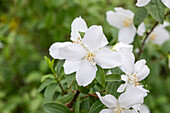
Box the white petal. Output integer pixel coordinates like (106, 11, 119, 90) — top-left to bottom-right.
(63, 60, 80, 74)
(99, 109, 114, 113)
(136, 0, 151, 7)
(119, 85, 146, 109)
(119, 48, 135, 75)
(70, 17, 88, 41)
(112, 42, 133, 52)
(136, 85, 149, 97)
(95, 48, 122, 69)
(133, 104, 141, 113)
(117, 75, 128, 92)
(134, 59, 150, 81)
(114, 7, 134, 18)
(49, 42, 72, 59)
(137, 22, 146, 36)
(161, 0, 170, 8)
(76, 59, 97, 86)
(82, 25, 108, 51)
(140, 104, 150, 113)
(117, 83, 127, 93)
(118, 25, 136, 44)
(161, 21, 170, 27)
(96, 92, 117, 108)
(59, 43, 86, 61)
(122, 110, 134, 113)
(106, 10, 127, 29)
(149, 27, 169, 45)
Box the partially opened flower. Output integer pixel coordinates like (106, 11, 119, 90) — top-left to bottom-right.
(106, 7, 145, 44)
(96, 86, 146, 113)
(148, 22, 169, 45)
(50, 17, 122, 86)
(136, 0, 170, 8)
(117, 48, 150, 93)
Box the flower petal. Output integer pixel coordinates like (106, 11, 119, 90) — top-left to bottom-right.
(76, 59, 97, 86)
(59, 43, 86, 61)
(106, 10, 127, 29)
(122, 110, 134, 113)
(95, 47, 122, 69)
(119, 85, 146, 109)
(112, 42, 133, 52)
(70, 17, 88, 41)
(100, 109, 114, 113)
(134, 59, 150, 81)
(82, 25, 108, 51)
(117, 75, 128, 92)
(149, 27, 169, 45)
(140, 104, 150, 113)
(63, 60, 80, 74)
(137, 22, 146, 36)
(136, 0, 151, 7)
(161, 0, 170, 8)
(49, 42, 72, 59)
(114, 7, 134, 18)
(119, 48, 135, 75)
(96, 92, 117, 108)
(118, 25, 136, 44)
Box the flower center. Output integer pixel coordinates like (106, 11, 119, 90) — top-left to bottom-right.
(114, 107, 122, 113)
(123, 18, 132, 27)
(85, 52, 96, 64)
(129, 74, 141, 87)
(150, 33, 156, 41)
(73, 37, 82, 44)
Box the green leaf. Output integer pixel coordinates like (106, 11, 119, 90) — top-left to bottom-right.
(77, 85, 90, 94)
(44, 56, 54, 71)
(44, 83, 58, 102)
(41, 74, 55, 82)
(96, 66, 106, 87)
(105, 74, 121, 82)
(38, 79, 54, 92)
(56, 60, 65, 77)
(110, 67, 124, 75)
(66, 72, 76, 88)
(43, 102, 71, 113)
(89, 101, 103, 113)
(75, 98, 80, 113)
(106, 81, 122, 98)
(134, 7, 148, 27)
(57, 92, 74, 103)
(146, 0, 165, 24)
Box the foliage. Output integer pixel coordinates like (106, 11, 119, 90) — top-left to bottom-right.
(0, 0, 169, 113)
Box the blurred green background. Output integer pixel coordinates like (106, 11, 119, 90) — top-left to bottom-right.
(0, 0, 169, 113)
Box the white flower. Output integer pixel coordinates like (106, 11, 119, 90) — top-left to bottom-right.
(148, 22, 169, 45)
(49, 16, 87, 59)
(140, 104, 150, 113)
(49, 17, 122, 86)
(106, 7, 145, 44)
(116, 47, 150, 94)
(96, 86, 146, 113)
(136, 0, 170, 8)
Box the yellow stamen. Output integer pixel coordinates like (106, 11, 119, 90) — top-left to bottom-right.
(85, 52, 96, 64)
(150, 33, 156, 41)
(123, 18, 132, 27)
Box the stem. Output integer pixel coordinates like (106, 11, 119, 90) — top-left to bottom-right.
(51, 70, 66, 94)
(137, 11, 170, 60)
(88, 93, 99, 98)
(66, 90, 80, 108)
